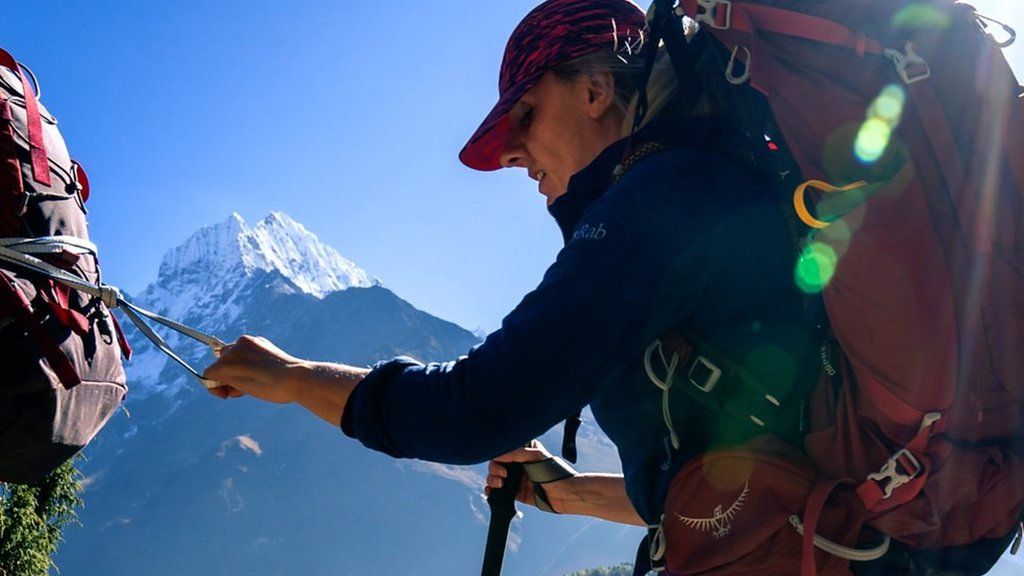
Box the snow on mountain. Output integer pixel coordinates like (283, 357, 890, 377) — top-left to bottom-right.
(123, 212, 376, 396)
(149, 212, 375, 319)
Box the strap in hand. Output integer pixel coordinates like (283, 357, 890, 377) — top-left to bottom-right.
(523, 456, 578, 514)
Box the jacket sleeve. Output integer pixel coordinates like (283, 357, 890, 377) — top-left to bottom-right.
(341, 152, 719, 464)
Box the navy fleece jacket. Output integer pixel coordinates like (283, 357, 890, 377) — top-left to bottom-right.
(341, 127, 818, 523)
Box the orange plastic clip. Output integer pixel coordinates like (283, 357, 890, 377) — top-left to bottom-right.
(793, 179, 868, 229)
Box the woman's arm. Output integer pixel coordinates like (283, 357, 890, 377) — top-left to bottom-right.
(546, 473, 645, 526)
(205, 335, 368, 426)
(209, 344, 645, 526)
(486, 443, 645, 527)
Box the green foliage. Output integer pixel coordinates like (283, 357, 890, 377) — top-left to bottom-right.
(564, 563, 635, 576)
(0, 458, 84, 576)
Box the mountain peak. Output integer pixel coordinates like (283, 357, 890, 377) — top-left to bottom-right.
(156, 212, 375, 300)
(130, 213, 378, 395)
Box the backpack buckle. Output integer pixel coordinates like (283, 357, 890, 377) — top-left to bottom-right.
(866, 448, 922, 499)
(694, 0, 732, 30)
(884, 42, 931, 85)
(688, 355, 722, 393)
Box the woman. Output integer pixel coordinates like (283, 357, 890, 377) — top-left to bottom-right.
(206, 0, 815, 552)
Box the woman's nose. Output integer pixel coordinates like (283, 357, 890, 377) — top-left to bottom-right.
(499, 128, 527, 169)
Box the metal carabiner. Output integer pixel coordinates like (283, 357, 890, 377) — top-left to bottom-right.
(976, 12, 1016, 48)
(725, 45, 751, 85)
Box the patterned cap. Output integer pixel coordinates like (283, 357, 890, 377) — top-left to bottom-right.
(459, 0, 647, 171)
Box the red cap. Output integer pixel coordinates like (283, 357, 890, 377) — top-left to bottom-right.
(459, 0, 647, 171)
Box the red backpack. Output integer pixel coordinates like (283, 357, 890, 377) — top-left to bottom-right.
(0, 48, 131, 485)
(636, 1, 1024, 574)
(0, 48, 230, 486)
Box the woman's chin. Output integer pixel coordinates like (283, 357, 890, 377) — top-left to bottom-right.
(541, 182, 567, 206)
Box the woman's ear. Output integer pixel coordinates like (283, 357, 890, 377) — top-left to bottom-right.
(583, 71, 616, 119)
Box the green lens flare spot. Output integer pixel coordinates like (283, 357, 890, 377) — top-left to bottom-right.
(892, 4, 951, 31)
(795, 243, 838, 294)
(869, 84, 906, 125)
(855, 118, 892, 164)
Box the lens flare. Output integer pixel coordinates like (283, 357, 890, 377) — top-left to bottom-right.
(795, 242, 838, 294)
(855, 84, 906, 165)
(870, 84, 906, 125)
(892, 4, 952, 31)
(855, 118, 892, 163)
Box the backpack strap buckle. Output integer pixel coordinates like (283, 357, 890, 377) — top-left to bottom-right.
(693, 0, 732, 30)
(688, 355, 723, 393)
(866, 448, 922, 499)
(884, 41, 931, 84)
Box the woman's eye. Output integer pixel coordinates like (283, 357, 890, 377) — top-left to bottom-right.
(520, 107, 533, 127)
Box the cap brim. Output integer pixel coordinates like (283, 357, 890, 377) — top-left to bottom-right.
(459, 76, 538, 172)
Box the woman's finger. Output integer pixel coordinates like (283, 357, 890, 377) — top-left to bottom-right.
(488, 461, 508, 477)
(206, 386, 231, 399)
(206, 385, 245, 400)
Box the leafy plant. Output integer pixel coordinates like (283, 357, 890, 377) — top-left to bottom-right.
(0, 458, 83, 576)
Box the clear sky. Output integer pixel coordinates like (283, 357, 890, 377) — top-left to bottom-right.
(4, 1, 1022, 333)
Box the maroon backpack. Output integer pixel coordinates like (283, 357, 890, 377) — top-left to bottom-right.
(0, 48, 130, 485)
(635, 1, 1024, 574)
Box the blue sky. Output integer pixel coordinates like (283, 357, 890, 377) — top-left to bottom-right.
(4, 1, 1022, 333)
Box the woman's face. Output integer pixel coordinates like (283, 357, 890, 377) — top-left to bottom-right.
(499, 70, 623, 206)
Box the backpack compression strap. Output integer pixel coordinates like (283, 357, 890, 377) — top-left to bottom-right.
(0, 49, 50, 187)
(0, 237, 225, 388)
(0, 269, 81, 387)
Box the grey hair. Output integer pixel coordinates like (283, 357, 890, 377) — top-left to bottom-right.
(549, 21, 727, 136)
(550, 51, 647, 116)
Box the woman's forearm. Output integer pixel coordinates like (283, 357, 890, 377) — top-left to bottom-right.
(288, 361, 368, 425)
(548, 473, 645, 526)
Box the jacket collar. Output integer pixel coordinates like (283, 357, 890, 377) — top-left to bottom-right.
(548, 138, 629, 245)
(547, 118, 723, 245)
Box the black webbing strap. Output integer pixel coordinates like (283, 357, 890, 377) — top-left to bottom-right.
(560, 411, 582, 463)
(657, 327, 788, 439)
(652, 0, 704, 112)
(631, 525, 666, 576)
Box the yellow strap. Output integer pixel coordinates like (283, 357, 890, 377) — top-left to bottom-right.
(793, 179, 869, 229)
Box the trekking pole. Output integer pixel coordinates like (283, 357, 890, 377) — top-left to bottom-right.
(480, 462, 525, 576)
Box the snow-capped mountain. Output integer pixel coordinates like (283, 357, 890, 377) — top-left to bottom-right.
(145, 211, 375, 322)
(125, 212, 377, 396)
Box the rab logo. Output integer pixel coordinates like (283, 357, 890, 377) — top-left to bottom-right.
(676, 482, 749, 539)
(572, 222, 607, 241)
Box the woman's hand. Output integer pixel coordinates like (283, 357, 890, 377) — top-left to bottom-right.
(486, 440, 570, 510)
(203, 335, 306, 403)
